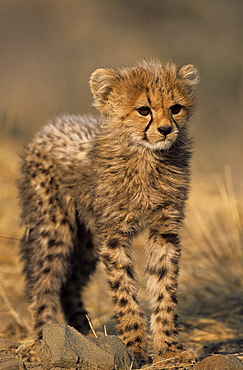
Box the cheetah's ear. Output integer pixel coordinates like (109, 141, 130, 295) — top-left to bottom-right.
(89, 68, 119, 101)
(178, 64, 200, 86)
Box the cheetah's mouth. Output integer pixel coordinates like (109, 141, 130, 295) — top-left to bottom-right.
(153, 138, 175, 150)
(149, 130, 179, 150)
(131, 131, 178, 151)
(138, 136, 177, 151)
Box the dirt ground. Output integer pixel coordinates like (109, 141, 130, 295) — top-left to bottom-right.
(1, 141, 243, 369)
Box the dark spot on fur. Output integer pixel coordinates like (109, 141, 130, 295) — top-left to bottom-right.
(166, 284, 177, 294)
(108, 280, 121, 291)
(164, 330, 172, 337)
(171, 293, 177, 304)
(114, 311, 125, 320)
(119, 298, 128, 307)
(37, 304, 46, 315)
(125, 265, 134, 279)
(61, 218, 68, 225)
(41, 231, 50, 239)
(145, 266, 156, 275)
(171, 257, 179, 265)
(102, 253, 114, 264)
(134, 336, 142, 343)
(146, 266, 166, 281)
(51, 215, 57, 223)
(37, 260, 44, 269)
(166, 340, 181, 348)
(103, 87, 113, 101)
(161, 233, 180, 245)
(34, 320, 45, 329)
(47, 239, 57, 248)
(154, 306, 160, 315)
(158, 266, 167, 281)
(125, 323, 139, 332)
(107, 238, 119, 249)
(47, 253, 63, 262)
(132, 294, 138, 304)
(42, 267, 50, 274)
(41, 168, 49, 175)
(49, 196, 57, 205)
(162, 319, 169, 326)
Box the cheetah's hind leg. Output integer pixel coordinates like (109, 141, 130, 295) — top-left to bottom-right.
(60, 225, 98, 334)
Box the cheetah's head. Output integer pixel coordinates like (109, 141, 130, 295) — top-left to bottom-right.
(89, 60, 199, 151)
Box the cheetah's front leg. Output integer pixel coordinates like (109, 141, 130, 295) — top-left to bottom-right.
(99, 233, 148, 363)
(145, 231, 183, 355)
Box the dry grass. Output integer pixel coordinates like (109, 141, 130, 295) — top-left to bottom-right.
(0, 136, 243, 368)
(182, 167, 243, 307)
(176, 168, 243, 352)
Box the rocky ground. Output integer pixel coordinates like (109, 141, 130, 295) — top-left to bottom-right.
(1, 326, 243, 369)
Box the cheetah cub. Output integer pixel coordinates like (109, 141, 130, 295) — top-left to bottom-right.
(18, 60, 199, 364)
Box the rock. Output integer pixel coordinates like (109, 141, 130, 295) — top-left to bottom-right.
(193, 354, 243, 370)
(92, 336, 136, 369)
(40, 323, 135, 369)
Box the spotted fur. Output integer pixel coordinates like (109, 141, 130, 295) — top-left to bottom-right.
(18, 60, 199, 363)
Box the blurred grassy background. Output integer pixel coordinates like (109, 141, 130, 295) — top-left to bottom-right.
(0, 0, 242, 175)
(0, 0, 243, 349)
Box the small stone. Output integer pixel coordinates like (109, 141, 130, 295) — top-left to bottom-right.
(193, 354, 243, 370)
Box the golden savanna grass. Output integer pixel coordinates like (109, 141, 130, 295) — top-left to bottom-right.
(0, 134, 243, 368)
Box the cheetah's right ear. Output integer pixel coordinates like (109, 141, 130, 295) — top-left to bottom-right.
(89, 68, 119, 103)
(178, 64, 200, 87)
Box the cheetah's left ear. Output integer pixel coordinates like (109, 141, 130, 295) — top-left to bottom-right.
(89, 68, 119, 101)
(178, 64, 200, 86)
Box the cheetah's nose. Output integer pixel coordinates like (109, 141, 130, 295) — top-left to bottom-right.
(158, 126, 172, 136)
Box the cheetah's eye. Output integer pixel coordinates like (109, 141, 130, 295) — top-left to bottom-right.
(136, 106, 151, 116)
(170, 104, 182, 115)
